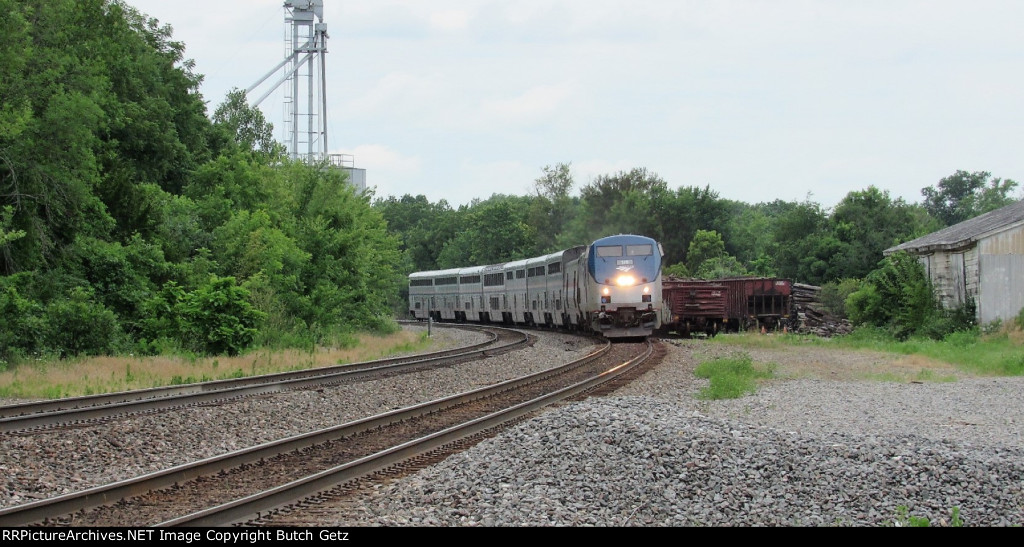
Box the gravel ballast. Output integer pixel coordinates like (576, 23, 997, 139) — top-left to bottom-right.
(0, 327, 598, 509)
(324, 337, 1024, 527)
(3, 330, 1023, 526)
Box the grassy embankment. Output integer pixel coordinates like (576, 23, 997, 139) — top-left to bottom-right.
(0, 329, 436, 400)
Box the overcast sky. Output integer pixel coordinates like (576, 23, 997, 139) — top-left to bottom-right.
(125, 0, 1024, 209)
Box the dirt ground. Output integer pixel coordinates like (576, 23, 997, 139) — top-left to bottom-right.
(659, 335, 967, 383)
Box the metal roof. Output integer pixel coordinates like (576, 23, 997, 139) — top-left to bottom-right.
(885, 199, 1024, 255)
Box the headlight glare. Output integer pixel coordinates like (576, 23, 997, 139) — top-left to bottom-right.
(615, 275, 636, 287)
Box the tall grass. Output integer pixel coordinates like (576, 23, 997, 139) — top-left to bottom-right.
(709, 325, 1024, 377)
(832, 328, 1024, 376)
(0, 330, 432, 400)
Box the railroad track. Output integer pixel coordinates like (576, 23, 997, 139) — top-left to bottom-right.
(0, 323, 527, 434)
(0, 336, 657, 527)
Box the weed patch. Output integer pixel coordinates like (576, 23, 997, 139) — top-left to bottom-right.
(694, 353, 776, 400)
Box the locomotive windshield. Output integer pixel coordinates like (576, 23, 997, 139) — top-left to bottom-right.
(597, 244, 653, 258)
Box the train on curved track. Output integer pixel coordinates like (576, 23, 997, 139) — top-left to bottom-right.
(409, 234, 664, 338)
(408, 233, 794, 339)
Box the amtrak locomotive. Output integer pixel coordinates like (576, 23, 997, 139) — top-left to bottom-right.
(408, 234, 663, 338)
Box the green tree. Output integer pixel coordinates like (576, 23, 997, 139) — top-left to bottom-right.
(767, 198, 831, 284)
(686, 230, 747, 279)
(663, 262, 690, 278)
(212, 88, 286, 161)
(43, 286, 124, 357)
(830, 186, 932, 280)
(0, 1, 404, 358)
(284, 160, 403, 333)
(653, 185, 731, 267)
(436, 197, 535, 268)
(533, 162, 574, 201)
(921, 170, 1020, 226)
(374, 194, 459, 272)
(63, 235, 167, 335)
(0, 206, 25, 250)
(695, 256, 748, 279)
(571, 167, 669, 241)
(212, 210, 310, 282)
(722, 201, 772, 267)
(686, 230, 727, 273)
(1, 0, 217, 273)
(0, 281, 45, 362)
(529, 163, 577, 254)
(186, 153, 276, 231)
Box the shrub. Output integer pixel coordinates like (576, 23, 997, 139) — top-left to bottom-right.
(663, 262, 690, 278)
(846, 252, 939, 340)
(177, 275, 265, 356)
(918, 298, 977, 341)
(136, 276, 265, 356)
(942, 329, 980, 347)
(981, 318, 1003, 336)
(0, 284, 45, 362)
(43, 287, 123, 357)
(137, 281, 187, 352)
(820, 278, 861, 319)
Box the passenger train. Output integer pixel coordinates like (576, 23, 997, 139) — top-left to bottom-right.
(409, 234, 664, 338)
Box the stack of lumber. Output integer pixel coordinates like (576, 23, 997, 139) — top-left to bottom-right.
(791, 283, 853, 337)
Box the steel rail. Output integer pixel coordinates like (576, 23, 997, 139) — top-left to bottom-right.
(165, 340, 652, 527)
(0, 325, 524, 432)
(0, 336, 616, 527)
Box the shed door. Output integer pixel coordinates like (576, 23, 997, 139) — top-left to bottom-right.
(950, 253, 966, 307)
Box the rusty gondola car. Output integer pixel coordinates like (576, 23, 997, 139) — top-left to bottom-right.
(661, 276, 793, 336)
(661, 279, 729, 337)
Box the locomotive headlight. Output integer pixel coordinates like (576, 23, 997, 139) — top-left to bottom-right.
(602, 287, 611, 296)
(615, 275, 636, 287)
(643, 286, 651, 294)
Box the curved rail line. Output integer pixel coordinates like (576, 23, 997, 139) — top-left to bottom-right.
(0, 337, 653, 527)
(186, 340, 653, 528)
(0, 324, 526, 433)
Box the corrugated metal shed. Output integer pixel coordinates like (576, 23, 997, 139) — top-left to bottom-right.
(885, 199, 1024, 255)
(883, 199, 1024, 324)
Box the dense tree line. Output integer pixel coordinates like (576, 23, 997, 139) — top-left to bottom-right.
(2, 2, 1019, 363)
(1, 1, 402, 363)
(375, 165, 1020, 338)
(376, 165, 1018, 283)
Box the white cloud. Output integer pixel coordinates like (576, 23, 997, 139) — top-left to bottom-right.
(342, 71, 448, 120)
(459, 159, 536, 199)
(331, 144, 423, 200)
(337, 144, 422, 175)
(475, 83, 576, 127)
(428, 10, 472, 32)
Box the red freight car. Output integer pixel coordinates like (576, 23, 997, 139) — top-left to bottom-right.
(661, 277, 793, 336)
(717, 277, 792, 332)
(661, 279, 729, 337)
